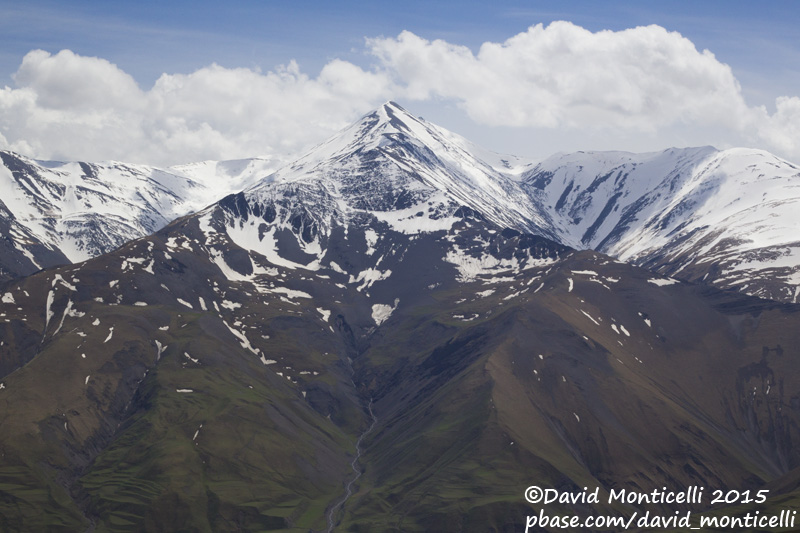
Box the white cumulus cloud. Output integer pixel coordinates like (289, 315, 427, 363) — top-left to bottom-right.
(1, 22, 800, 165)
(0, 50, 393, 166)
(368, 23, 771, 144)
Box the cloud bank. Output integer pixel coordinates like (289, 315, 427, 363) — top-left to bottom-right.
(0, 50, 392, 165)
(1, 22, 798, 166)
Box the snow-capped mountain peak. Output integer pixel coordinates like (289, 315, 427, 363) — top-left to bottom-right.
(272, 101, 486, 177)
(3, 103, 800, 303)
(183, 104, 800, 303)
(252, 102, 553, 239)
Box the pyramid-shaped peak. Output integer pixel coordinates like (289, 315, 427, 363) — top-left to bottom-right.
(368, 100, 425, 134)
(274, 102, 438, 174)
(262, 100, 528, 190)
(381, 100, 405, 112)
(377, 100, 412, 118)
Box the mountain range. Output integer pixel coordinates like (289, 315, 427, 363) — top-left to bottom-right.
(4, 102, 799, 302)
(0, 151, 282, 282)
(1, 102, 800, 531)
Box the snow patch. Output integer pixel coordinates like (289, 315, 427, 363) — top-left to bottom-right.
(372, 207, 459, 234)
(221, 300, 241, 310)
(45, 290, 55, 330)
(372, 298, 400, 326)
(54, 299, 83, 336)
(445, 244, 556, 282)
(121, 257, 146, 272)
(222, 320, 261, 356)
(269, 287, 312, 299)
(648, 278, 678, 286)
(155, 340, 166, 361)
(580, 310, 599, 326)
(206, 246, 277, 282)
(364, 228, 379, 255)
(328, 261, 347, 275)
(349, 268, 392, 291)
(226, 221, 321, 271)
(53, 274, 77, 291)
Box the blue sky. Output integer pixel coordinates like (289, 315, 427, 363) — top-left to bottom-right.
(1, 1, 799, 165)
(4, 1, 797, 98)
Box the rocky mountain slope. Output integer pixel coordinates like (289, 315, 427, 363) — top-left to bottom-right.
(209, 102, 800, 304)
(2, 186, 799, 531)
(522, 146, 800, 303)
(4, 102, 800, 306)
(1, 102, 800, 531)
(0, 151, 282, 282)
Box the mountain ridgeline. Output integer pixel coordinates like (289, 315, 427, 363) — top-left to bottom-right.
(1, 102, 800, 531)
(3, 103, 799, 301)
(0, 151, 282, 282)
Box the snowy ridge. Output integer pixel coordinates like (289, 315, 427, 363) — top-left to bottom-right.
(197, 103, 565, 295)
(170, 156, 287, 201)
(520, 146, 719, 248)
(0, 150, 280, 278)
(523, 146, 800, 301)
(255, 102, 554, 239)
(196, 103, 800, 303)
(4, 101, 800, 303)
